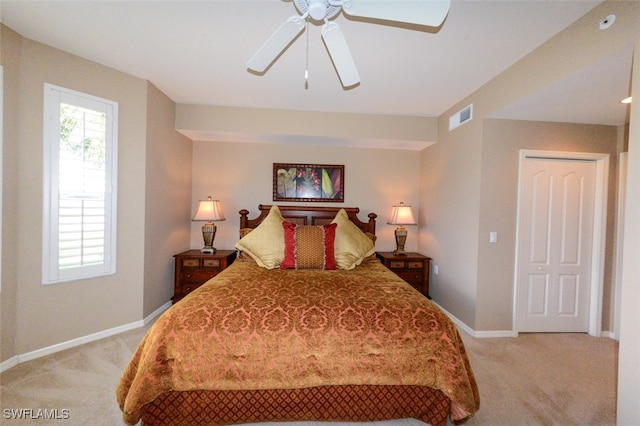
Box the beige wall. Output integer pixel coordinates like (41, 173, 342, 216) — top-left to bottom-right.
(1, 26, 191, 363)
(0, 25, 21, 363)
(189, 140, 421, 253)
(478, 120, 619, 331)
(143, 83, 192, 317)
(176, 104, 437, 149)
(420, 0, 639, 333)
(420, 119, 618, 333)
(616, 38, 640, 424)
(419, 116, 482, 328)
(11, 35, 147, 355)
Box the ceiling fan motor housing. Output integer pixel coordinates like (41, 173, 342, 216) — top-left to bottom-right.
(294, 0, 341, 21)
(309, 2, 326, 20)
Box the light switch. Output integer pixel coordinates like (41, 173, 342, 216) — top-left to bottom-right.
(489, 232, 498, 243)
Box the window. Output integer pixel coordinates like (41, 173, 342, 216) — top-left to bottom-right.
(42, 84, 118, 284)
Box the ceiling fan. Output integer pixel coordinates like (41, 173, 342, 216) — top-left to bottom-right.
(247, 0, 451, 88)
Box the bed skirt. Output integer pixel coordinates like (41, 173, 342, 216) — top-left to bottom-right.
(141, 385, 451, 426)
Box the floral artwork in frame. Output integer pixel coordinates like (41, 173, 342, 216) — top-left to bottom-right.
(273, 163, 344, 202)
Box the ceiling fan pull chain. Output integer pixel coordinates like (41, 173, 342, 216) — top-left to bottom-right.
(304, 20, 309, 89)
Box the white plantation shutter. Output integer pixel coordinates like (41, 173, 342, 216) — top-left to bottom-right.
(43, 84, 118, 284)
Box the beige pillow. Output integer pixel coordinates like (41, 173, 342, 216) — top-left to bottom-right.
(330, 209, 376, 270)
(235, 206, 285, 269)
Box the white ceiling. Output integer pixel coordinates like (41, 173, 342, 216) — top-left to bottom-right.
(1, 0, 632, 127)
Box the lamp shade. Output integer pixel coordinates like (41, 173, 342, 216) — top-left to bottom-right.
(387, 202, 416, 225)
(192, 196, 225, 222)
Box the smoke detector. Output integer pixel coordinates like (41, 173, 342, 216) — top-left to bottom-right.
(599, 14, 615, 30)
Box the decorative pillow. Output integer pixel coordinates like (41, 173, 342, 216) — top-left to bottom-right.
(280, 222, 337, 270)
(239, 228, 253, 239)
(364, 232, 377, 243)
(235, 228, 256, 262)
(235, 206, 285, 269)
(330, 209, 376, 270)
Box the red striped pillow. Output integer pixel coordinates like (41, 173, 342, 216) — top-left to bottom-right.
(280, 222, 337, 270)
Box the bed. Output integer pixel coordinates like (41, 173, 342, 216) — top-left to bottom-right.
(117, 205, 479, 426)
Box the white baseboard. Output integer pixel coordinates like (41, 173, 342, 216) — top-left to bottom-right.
(473, 329, 518, 338)
(433, 301, 616, 339)
(0, 301, 171, 373)
(144, 301, 172, 326)
(432, 301, 516, 338)
(0, 355, 18, 373)
(600, 330, 617, 340)
(16, 321, 144, 365)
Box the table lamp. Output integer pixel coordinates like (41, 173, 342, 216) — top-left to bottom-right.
(192, 196, 225, 253)
(388, 202, 416, 256)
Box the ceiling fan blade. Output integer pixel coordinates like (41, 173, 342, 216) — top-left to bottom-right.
(247, 15, 306, 73)
(321, 21, 360, 88)
(341, 0, 451, 27)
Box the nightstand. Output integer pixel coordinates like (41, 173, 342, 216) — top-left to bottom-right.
(376, 252, 432, 299)
(173, 249, 236, 303)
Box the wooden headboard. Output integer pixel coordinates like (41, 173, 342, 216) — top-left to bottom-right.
(239, 205, 377, 235)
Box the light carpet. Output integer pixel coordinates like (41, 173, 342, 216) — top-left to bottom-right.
(0, 321, 618, 425)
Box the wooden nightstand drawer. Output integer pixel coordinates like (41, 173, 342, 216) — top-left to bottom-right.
(181, 271, 217, 284)
(389, 261, 406, 269)
(181, 283, 203, 296)
(395, 270, 423, 284)
(203, 258, 221, 268)
(173, 250, 236, 304)
(182, 258, 200, 268)
(376, 252, 432, 299)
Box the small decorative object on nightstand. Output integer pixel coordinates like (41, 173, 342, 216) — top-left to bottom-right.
(376, 251, 431, 299)
(173, 249, 236, 303)
(387, 202, 417, 256)
(192, 196, 225, 254)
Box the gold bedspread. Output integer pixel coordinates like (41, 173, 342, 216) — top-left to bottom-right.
(117, 259, 479, 425)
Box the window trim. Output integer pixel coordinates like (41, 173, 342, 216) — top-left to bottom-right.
(42, 83, 118, 284)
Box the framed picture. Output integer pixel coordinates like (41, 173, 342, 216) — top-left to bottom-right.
(273, 163, 344, 202)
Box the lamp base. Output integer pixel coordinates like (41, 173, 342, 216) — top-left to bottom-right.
(201, 222, 217, 255)
(394, 226, 408, 256)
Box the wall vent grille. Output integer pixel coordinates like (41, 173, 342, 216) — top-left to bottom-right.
(449, 104, 473, 131)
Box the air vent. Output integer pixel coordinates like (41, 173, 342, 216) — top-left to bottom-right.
(449, 104, 473, 131)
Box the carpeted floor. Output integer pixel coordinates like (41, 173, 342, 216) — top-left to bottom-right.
(0, 321, 618, 426)
(459, 332, 617, 425)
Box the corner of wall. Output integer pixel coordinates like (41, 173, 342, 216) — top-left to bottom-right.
(142, 84, 193, 317)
